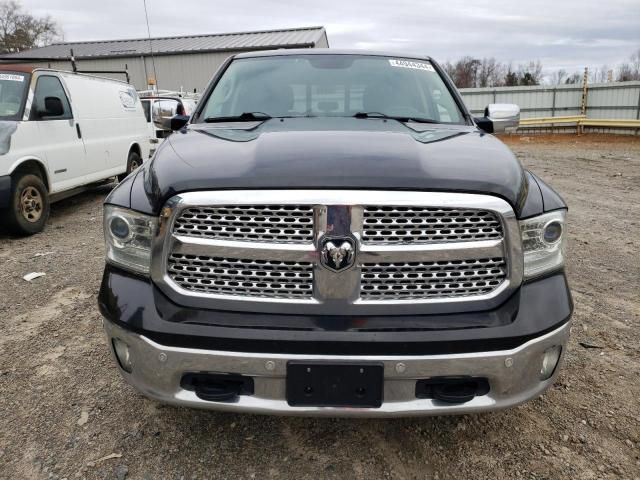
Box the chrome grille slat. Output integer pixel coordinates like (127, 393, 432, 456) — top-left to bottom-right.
(154, 191, 522, 315)
(361, 258, 507, 300)
(173, 205, 314, 243)
(362, 206, 503, 244)
(168, 253, 314, 298)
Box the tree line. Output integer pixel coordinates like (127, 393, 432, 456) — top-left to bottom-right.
(443, 49, 640, 88)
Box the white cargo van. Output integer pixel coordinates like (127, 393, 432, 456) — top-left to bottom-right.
(0, 65, 150, 234)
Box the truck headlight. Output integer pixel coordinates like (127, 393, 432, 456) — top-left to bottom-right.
(519, 210, 567, 280)
(104, 205, 158, 274)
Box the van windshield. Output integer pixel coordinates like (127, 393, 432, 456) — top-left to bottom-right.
(0, 71, 29, 120)
(200, 55, 466, 124)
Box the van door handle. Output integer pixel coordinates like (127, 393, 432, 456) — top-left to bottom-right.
(76, 123, 82, 139)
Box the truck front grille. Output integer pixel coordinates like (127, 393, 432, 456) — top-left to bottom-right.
(168, 253, 314, 298)
(173, 205, 314, 243)
(360, 258, 507, 300)
(155, 191, 521, 315)
(362, 206, 503, 244)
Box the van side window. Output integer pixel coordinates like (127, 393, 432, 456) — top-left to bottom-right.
(141, 100, 151, 122)
(32, 75, 73, 120)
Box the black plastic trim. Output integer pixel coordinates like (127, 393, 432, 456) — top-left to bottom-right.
(415, 377, 490, 403)
(181, 372, 254, 402)
(98, 265, 573, 356)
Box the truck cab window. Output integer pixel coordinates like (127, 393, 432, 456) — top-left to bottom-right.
(32, 75, 72, 120)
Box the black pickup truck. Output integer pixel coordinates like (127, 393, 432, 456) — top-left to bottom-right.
(98, 50, 572, 416)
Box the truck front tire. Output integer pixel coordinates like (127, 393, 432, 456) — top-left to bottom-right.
(2, 173, 50, 235)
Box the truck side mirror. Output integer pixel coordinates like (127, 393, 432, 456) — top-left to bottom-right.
(475, 103, 520, 134)
(40, 96, 64, 117)
(170, 114, 190, 131)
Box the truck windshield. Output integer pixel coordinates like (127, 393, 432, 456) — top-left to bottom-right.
(0, 71, 29, 120)
(200, 55, 466, 124)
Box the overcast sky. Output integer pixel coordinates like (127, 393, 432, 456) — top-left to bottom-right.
(19, 0, 640, 75)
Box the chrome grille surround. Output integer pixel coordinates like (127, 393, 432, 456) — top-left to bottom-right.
(168, 253, 313, 298)
(362, 206, 503, 244)
(173, 205, 314, 243)
(151, 191, 523, 315)
(360, 257, 507, 300)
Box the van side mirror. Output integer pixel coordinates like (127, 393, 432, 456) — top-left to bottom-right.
(41, 96, 64, 117)
(170, 114, 190, 131)
(475, 104, 520, 134)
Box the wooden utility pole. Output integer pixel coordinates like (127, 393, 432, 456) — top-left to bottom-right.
(579, 67, 589, 134)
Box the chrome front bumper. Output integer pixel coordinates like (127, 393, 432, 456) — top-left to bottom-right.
(103, 320, 571, 417)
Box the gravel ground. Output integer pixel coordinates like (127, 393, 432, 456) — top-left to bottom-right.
(1, 134, 639, 480)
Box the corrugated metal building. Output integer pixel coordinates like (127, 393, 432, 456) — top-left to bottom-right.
(1, 26, 329, 92)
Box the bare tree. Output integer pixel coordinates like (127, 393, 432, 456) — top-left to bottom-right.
(477, 58, 505, 87)
(550, 69, 568, 85)
(589, 65, 610, 83)
(564, 72, 582, 84)
(503, 64, 518, 86)
(616, 49, 640, 81)
(517, 60, 543, 85)
(631, 48, 640, 74)
(443, 56, 481, 88)
(0, 0, 61, 54)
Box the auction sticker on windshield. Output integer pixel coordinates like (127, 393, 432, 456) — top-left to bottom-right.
(0, 73, 25, 82)
(388, 59, 435, 72)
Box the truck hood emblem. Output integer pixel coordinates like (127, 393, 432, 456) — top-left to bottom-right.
(320, 237, 356, 272)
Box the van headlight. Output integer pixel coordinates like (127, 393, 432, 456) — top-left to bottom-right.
(104, 205, 158, 274)
(519, 210, 567, 280)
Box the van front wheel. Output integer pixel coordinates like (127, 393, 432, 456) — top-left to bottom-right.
(118, 151, 142, 182)
(3, 173, 50, 235)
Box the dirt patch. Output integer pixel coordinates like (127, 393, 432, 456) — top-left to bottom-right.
(1, 138, 639, 479)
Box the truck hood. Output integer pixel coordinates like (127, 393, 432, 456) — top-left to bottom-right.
(132, 117, 528, 214)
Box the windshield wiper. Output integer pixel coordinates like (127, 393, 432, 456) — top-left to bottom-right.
(353, 112, 440, 124)
(204, 112, 272, 123)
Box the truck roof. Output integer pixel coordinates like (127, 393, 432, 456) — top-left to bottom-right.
(234, 48, 433, 62)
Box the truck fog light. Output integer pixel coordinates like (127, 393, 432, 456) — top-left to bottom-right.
(112, 338, 133, 373)
(540, 345, 562, 380)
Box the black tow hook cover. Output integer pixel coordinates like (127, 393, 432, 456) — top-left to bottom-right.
(181, 373, 254, 402)
(415, 377, 490, 404)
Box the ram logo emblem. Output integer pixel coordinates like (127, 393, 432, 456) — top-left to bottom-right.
(320, 237, 356, 272)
